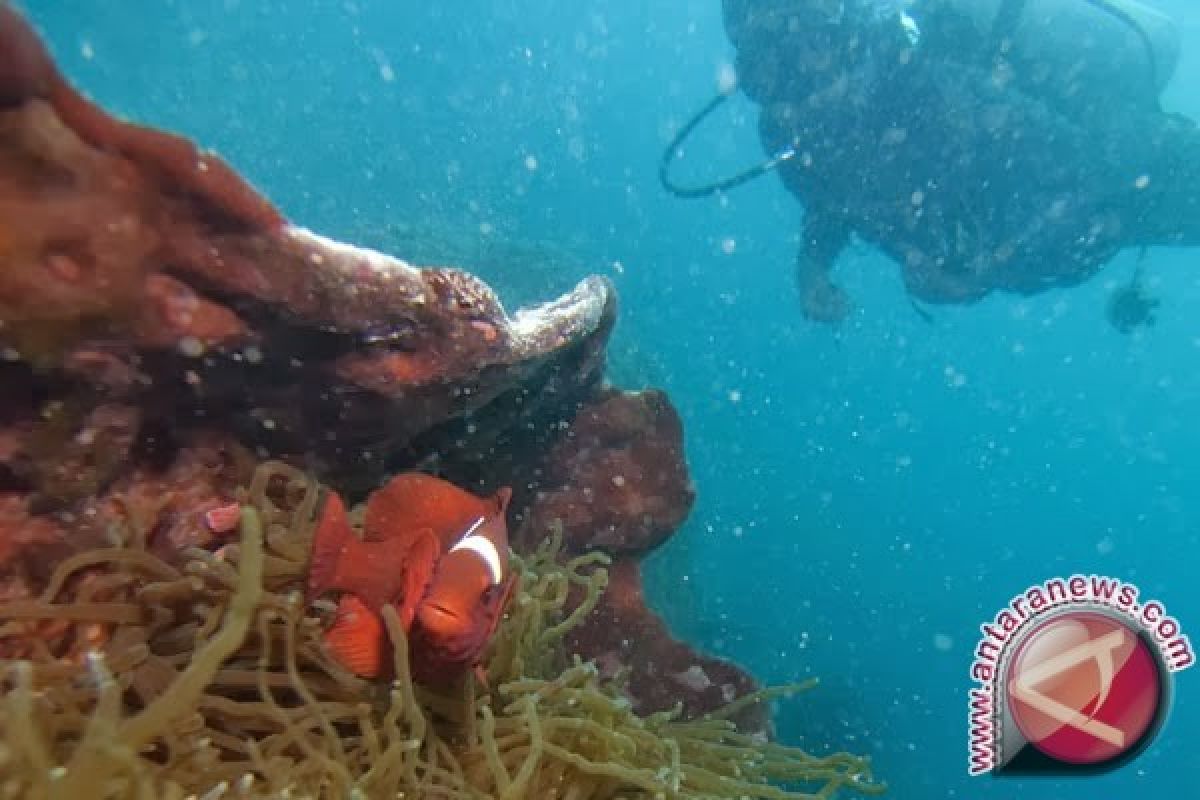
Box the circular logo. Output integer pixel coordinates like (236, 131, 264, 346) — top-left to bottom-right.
(1006, 610, 1165, 767)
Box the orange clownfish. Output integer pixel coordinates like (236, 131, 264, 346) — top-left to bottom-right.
(306, 472, 515, 682)
(409, 505, 517, 685)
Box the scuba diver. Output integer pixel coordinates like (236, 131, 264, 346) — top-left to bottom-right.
(1106, 260, 1161, 333)
(662, 0, 1200, 323)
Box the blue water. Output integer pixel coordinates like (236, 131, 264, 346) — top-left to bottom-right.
(30, 1, 1200, 796)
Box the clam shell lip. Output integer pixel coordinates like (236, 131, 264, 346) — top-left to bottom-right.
(282, 224, 612, 358)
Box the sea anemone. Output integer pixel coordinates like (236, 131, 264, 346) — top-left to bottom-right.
(0, 461, 882, 799)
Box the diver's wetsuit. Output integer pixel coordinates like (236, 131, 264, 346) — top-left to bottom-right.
(723, 0, 1200, 320)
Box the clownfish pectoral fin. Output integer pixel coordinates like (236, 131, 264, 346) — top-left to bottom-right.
(332, 533, 417, 613)
(473, 663, 491, 692)
(307, 491, 357, 603)
(324, 594, 385, 678)
(394, 527, 440, 631)
(493, 486, 512, 515)
(480, 573, 518, 645)
(467, 575, 517, 692)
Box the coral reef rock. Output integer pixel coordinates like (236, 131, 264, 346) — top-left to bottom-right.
(524, 388, 696, 556)
(0, 4, 613, 492)
(0, 2, 767, 748)
(519, 389, 761, 727)
(567, 557, 769, 733)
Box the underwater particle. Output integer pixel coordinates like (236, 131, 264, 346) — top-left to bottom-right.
(933, 633, 954, 652)
(178, 336, 205, 358)
(672, 664, 713, 692)
(364, 44, 398, 82)
(1096, 535, 1116, 555)
(943, 365, 966, 388)
(1, 347, 19, 361)
(715, 61, 737, 95)
(611, 474, 626, 487)
(524, 154, 538, 171)
(45, 252, 83, 282)
(728, 389, 741, 403)
(567, 136, 585, 161)
(720, 236, 737, 255)
(79, 39, 94, 59)
(1134, 174, 1150, 190)
(881, 126, 908, 146)
(242, 344, 262, 364)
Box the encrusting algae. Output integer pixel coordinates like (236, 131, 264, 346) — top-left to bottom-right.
(0, 461, 883, 799)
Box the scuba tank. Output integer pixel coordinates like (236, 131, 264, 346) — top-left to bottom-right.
(665, 0, 1180, 197)
(912, 0, 1180, 113)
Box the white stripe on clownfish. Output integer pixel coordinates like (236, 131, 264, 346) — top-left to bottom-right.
(448, 517, 504, 585)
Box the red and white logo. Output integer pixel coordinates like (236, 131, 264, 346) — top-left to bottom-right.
(1006, 611, 1162, 768)
(967, 575, 1192, 777)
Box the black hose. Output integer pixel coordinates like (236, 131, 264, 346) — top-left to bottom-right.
(663, 0, 1167, 200)
(1084, 0, 1163, 97)
(658, 92, 795, 199)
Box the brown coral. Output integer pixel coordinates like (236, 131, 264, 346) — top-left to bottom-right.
(567, 557, 768, 733)
(0, 4, 613, 493)
(525, 388, 695, 556)
(0, 8, 849, 781)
